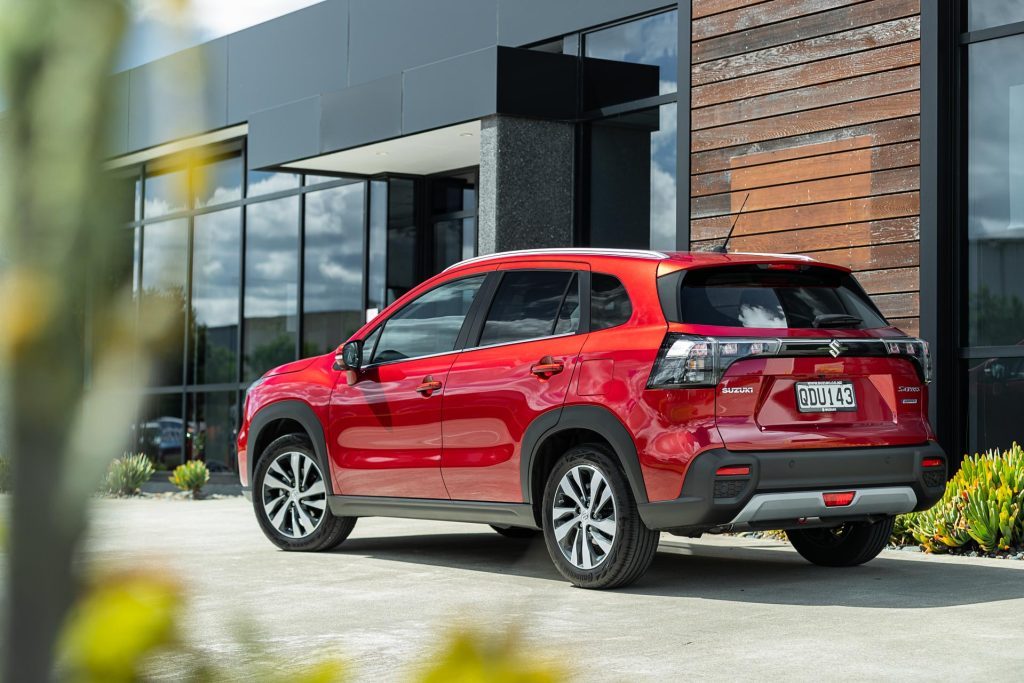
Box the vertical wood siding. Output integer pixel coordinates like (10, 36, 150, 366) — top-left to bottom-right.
(689, 0, 921, 335)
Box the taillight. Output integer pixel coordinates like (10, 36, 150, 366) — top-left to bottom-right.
(921, 457, 944, 468)
(884, 338, 932, 383)
(647, 334, 781, 388)
(823, 491, 856, 507)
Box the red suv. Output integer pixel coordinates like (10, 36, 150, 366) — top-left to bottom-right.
(237, 249, 946, 589)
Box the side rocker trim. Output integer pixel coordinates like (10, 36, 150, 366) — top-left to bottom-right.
(327, 496, 538, 528)
(247, 400, 335, 495)
(520, 404, 649, 507)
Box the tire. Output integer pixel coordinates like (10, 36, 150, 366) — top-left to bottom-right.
(541, 443, 659, 589)
(489, 524, 540, 539)
(253, 434, 356, 552)
(786, 516, 895, 567)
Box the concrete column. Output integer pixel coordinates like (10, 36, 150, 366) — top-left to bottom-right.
(477, 115, 574, 255)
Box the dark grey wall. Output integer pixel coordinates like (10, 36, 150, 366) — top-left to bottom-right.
(109, 0, 677, 157)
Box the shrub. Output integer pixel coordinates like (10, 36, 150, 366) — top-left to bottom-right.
(906, 442, 1024, 553)
(169, 460, 209, 499)
(105, 454, 155, 496)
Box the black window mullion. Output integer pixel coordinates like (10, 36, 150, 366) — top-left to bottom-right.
(297, 182, 306, 360)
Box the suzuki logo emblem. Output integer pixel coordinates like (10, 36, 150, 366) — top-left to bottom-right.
(828, 339, 843, 358)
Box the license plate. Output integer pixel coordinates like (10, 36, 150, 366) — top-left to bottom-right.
(795, 380, 857, 413)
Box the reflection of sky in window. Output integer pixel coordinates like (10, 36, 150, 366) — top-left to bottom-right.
(144, 169, 188, 218)
(192, 208, 240, 328)
(247, 171, 300, 198)
(585, 10, 678, 95)
(968, 0, 1024, 30)
(245, 197, 299, 318)
(650, 103, 677, 250)
(304, 183, 365, 313)
(142, 218, 187, 291)
(194, 156, 242, 208)
(968, 35, 1024, 238)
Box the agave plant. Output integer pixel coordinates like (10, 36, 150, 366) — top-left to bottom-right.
(169, 460, 210, 499)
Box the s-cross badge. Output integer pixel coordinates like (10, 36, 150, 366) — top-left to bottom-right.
(828, 339, 843, 358)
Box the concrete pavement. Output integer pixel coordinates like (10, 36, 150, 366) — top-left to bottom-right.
(81, 497, 1024, 681)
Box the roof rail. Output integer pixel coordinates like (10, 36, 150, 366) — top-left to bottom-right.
(444, 248, 669, 271)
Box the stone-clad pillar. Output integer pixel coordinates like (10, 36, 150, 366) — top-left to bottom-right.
(477, 115, 574, 255)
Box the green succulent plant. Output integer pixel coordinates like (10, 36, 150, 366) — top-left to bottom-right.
(169, 460, 210, 499)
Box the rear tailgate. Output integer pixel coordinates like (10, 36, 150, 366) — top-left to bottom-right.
(716, 347, 930, 450)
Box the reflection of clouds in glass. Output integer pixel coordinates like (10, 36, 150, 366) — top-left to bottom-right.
(144, 170, 187, 218)
(738, 303, 786, 328)
(245, 197, 298, 319)
(969, 0, 1024, 30)
(142, 219, 187, 290)
(194, 156, 242, 208)
(192, 208, 240, 328)
(304, 183, 366, 313)
(650, 103, 677, 251)
(585, 10, 678, 94)
(247, 171, 300, 198)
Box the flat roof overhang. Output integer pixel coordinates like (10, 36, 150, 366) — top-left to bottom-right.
(247, 45, 578, 174)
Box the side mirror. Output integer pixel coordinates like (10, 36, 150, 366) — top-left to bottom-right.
(336, 339, 363, 371)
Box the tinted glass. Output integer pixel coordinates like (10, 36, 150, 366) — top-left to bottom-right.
(303, 183, 366, 356)
(244, 197, 299, 380)
(591, 273, 632, 330)
(190, 208, 240, 384)
(433, 218, 476, 273)
(367, 180, 388, 311)
(247, 170, 299, 198)
(386, 178, 418, 303)
(187, 391, 238, 473)
(372, 275, 485, 363)
(554, 274, 581, 335)
(677, 266, 888, 329)
(194, 154, 242, 208)
(966, 356, 1024, 454)
(144, 168, 187, 218)
(966, 34, 1024, 346)
(141, 219, 188, 386)
(968, 0, 1024, 30)
(134, 394, 184, 469)
(589, 103, 676, 250)
(585, 10, 678, 95)
(481, 271, 575, 346)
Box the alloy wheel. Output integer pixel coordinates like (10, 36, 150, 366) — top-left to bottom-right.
(551, 464, 618, 570)
(261, 451, 328, 538)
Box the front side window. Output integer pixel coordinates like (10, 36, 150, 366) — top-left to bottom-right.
(480, 271, 578, 347)
(371, 275, 485, 364)
(676, 265, 888, 329)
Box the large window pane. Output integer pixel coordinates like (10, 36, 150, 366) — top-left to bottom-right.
(247, 170, 300, 198)
(371, 275, 485, 363)
(141, 219, 188, 386)
(433, 218, 476, 273)
(187, 391, 238, 472)
(966, 356, 1024, 454)
(386, 178, 418, 304)
(367, 180, 388, 312)
(303, 183, 366, 356)
(585, 10, 677, 106)
(966, 34, 1024, 346)
(589, 103, 676, 250)
(191, 208, 240, 384)
(134, 393, 184, 470)
(244, 197, 299, 380)
(194, 154, 242, 208)
(968, 1, 1024, 31)
(144, 167, 188, 218)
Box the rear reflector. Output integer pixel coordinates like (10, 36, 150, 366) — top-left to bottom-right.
(822, 491, 856, 507)
(921, 457, 944, 468)
(716, 465, 750, 477)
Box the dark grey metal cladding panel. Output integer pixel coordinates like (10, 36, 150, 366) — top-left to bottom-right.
(348, 0, 498, 86)
(247, 96, 321, 170)
(498, 0, 676, 46)
(106, 71, 130, 158)
(226, 0, 349, 123)
(495, 47, 577, 120)
(128, 38, 228, 151)
(402, 47, 498, 135)
(319, 75, 403, 153)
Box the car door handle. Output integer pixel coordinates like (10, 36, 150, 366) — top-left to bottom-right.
(531, 357, 564, 378)
(416, 377, 443, 396)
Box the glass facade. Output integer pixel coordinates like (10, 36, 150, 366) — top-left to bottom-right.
(582, 10, 678, 250)
(961, 12, 1024, 455)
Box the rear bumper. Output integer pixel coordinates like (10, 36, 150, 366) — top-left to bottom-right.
(638, 442, 947, 532)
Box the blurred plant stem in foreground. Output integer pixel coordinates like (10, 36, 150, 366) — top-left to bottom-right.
(0, 0, 187, 679)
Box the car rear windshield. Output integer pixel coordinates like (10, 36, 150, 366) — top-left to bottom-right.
(670, 264, 888, 329)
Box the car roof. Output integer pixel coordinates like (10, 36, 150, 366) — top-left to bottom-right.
(444, 248, 842, 273)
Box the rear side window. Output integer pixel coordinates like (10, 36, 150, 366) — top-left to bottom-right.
(591, 273, 632, 330)
(480, 270, 578, 346)
(371, 275, 485, 363)
(676, 265, 887, 329)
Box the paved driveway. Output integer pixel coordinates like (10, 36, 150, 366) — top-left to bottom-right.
(83, 497, 1024, 681)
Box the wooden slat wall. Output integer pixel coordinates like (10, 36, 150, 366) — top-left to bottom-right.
(690, 0, 922, 335)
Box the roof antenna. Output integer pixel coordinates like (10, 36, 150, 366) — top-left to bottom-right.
(708, 192, 749, 254)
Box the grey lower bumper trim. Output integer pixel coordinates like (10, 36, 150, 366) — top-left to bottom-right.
(729, 486, 917, 525)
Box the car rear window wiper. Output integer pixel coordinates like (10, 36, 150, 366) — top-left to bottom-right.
(812, 313, 862, 328)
